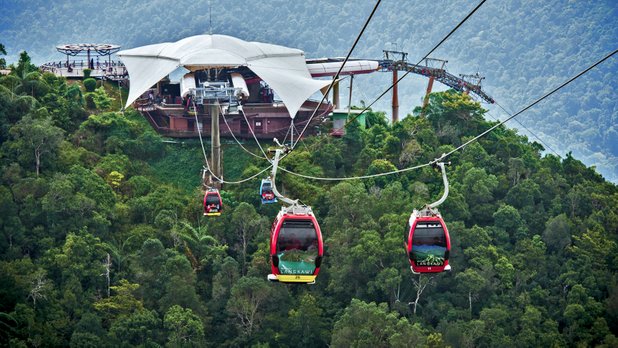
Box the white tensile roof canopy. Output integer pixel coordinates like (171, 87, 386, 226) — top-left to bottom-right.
(117, 34, 330, 119)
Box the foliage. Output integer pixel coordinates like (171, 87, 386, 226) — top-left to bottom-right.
(83, 78, 96, 93)
(0, 64, 616, 347)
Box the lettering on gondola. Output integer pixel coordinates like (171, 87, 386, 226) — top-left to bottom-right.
(416, 256, 445, 266)
(279, 268, 315, 275)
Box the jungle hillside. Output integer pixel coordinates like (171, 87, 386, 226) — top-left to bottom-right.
(1, 49, 618, 347)
(2, 0, 617, 182)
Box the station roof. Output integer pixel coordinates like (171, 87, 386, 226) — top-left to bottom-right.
(117, 34, 330, 118)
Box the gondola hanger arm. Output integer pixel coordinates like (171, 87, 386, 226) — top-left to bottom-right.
(270, 148, 298, 206)
(428, 159, 450, 209)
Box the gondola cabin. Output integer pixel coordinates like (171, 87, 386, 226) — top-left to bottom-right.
(260, 179, 277, 204)
(268, 206, 323, 284)
(406, 210, 451, 274)
(203, 189, 222, 217)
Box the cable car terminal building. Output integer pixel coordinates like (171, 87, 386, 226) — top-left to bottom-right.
(117, 34, 358, 140)
(41, 35, 495, 140)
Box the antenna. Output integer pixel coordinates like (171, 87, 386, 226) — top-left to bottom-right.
(208, 0, 213, 34)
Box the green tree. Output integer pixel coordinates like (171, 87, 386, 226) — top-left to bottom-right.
(109, 309, 161, 347)
(456, 268, 487, 316)
(0, 43, 6, 69)
(493, 204, 528, 243)
(6, 114, 64, 176)
(11, 51, 38, 78)
(542, 213, 571, 254)
(164, 305, 205, 347)
(158, 254, 204, 314)
(93, 279, 143, 320)
(83, 78, 96, 93)
(283, 294, 329, 347)
(230, 203, 265, 275)
(226, 277, 272, 337)
(331, 299, 426, 348)
(92, 86, 114, 110)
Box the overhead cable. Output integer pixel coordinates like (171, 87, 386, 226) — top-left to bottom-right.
(339, 0, 488, 131)
(276, 48, 617, 181)
(219, 105, 267, 160)
(439, 49, 618, 161)
(292, 0, 382, 149)
(494, 101, 562, 157)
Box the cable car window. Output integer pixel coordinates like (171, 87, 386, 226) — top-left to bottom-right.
(206, 195, 220, 205)
(276, 219, 318, 275)
(412, 222, 446, 246)
(411, 222, 446, 266)
(262, 182, 272, 191)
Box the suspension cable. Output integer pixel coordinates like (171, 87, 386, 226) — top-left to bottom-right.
(338, 0, 487, 131)
(192, 49, 616, 185)
(278, 162, 431, 181)
(193, 99, 272, 184)
(275, 48, 617, 182)
(493, 101, 561, 157)
(192, 99, 217, 181)
(292, 0, 382, 149)
(219, 104, 268, 160)
(439, 49, 618, 161)
(240, 107, 271, 159)
(203, 164, 273, 184)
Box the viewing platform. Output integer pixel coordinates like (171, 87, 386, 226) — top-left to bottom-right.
(40, 60, 127, 80)
(40, 43, 127, 80)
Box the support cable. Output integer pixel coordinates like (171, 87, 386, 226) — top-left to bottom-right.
(219, 104, 269, 160)
(428, 162, 449, 209)
(270, 149, 298, 206)
(494, 101, 562, 157)
(192, 99, 273, 184)
(274, 49, 618, 182)
(439, 49, 618, 161)
(240, 107, 270, 160)
(278, 162, 431, 181)
(192, 99, 216, 181)
(339, 0, 487, 131)
(292, 0, 382, 149)
(191, 49, 617, 185)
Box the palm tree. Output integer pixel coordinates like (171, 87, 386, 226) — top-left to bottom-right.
(172, 220, 227, 271)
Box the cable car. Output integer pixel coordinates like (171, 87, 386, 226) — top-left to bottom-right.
(260, 178, 277, 204)
(268, 205, 323, 284)
(406, 209, 451, 274)
(203, 189, 222, 217)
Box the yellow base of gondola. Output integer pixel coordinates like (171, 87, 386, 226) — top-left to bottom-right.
(272, 274, 317, 284)
(204, 212, 221, 217)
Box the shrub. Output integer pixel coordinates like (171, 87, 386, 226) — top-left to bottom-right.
(83, 78, 96, 92)
(85, 93, 96, 109)
(83, 68, 92, 78)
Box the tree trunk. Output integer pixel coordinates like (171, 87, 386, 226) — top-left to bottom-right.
(183, 243, 201, 271)
(468, 290, 472, 316)
(241, 231, 247, 276)
(104, 253, 112, 297)
(35, 149, 40, 176)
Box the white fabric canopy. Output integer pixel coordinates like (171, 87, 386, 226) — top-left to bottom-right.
(117, 34, 330, 118)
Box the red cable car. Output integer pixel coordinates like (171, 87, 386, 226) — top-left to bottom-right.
(406, 208, 451, 274)
(268, 205, 323, 284)
(203, 189, 222, 217)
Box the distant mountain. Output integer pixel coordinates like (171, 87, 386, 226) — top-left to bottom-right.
(2, 0, 616, 181)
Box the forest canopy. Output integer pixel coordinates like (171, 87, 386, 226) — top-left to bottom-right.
(0, 50, 617, 347)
